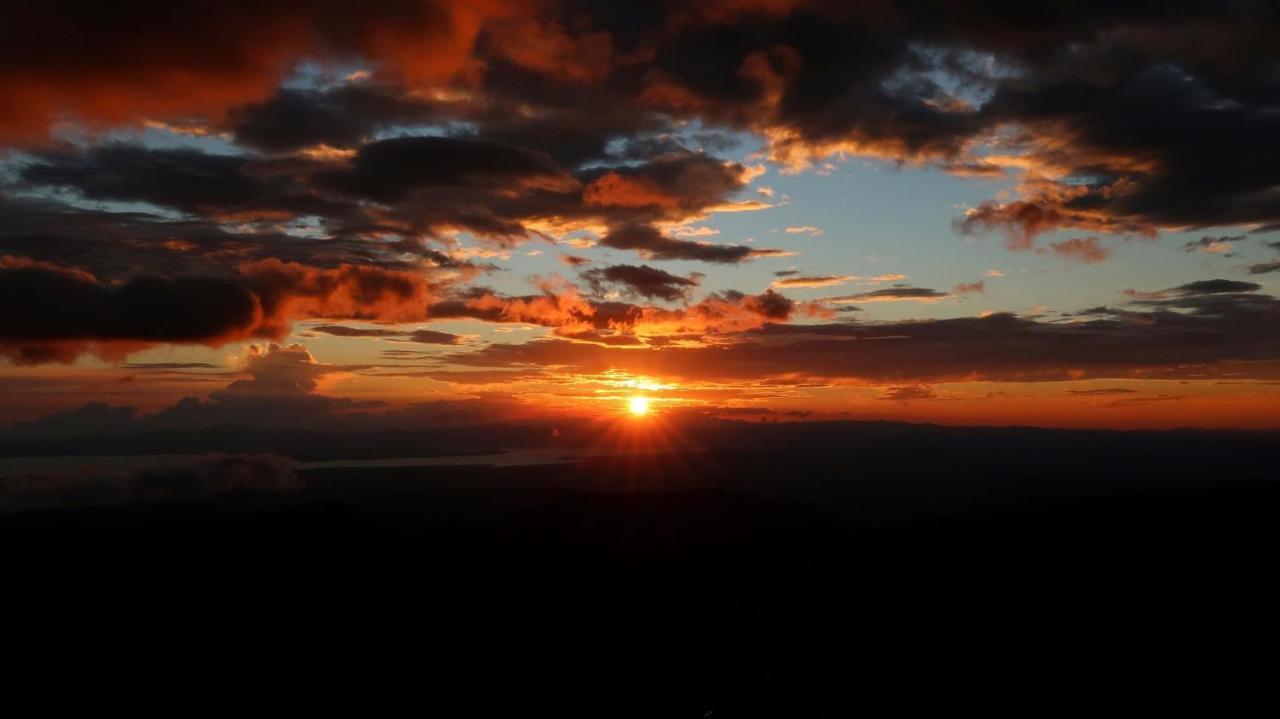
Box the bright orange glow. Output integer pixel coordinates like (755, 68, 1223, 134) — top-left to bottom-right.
(628, 396, 651, 416)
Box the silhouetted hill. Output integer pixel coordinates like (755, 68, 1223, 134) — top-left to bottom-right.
(5, 428, 1280, 714)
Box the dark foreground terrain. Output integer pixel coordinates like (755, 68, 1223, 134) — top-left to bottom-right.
(4, 423, 1279, 715)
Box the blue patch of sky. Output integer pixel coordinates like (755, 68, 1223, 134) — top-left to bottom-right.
(649, 151, 1279, 323)
(279, 215, 330, 239)
(0, 150, 35, 185)
(49, 122, 244, 156)
(7, 185, 187, 221)
(282, 59, 378, 91)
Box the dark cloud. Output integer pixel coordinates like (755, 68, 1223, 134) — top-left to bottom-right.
(319, 136, 579, 202)
(828, 286, 950, 303)
(0, 195, 489, 282)
(1122, 279, 1264, 303)
(405, 329, 462, 345)
(1121, 280, 1275, 322)
(0, 256, 261, 364)
(310, 325, 402, 338)
(21, 145, 287, 216)
(446, 286, 1280, 384)
(12, 139, 562, 259)
(598, 224, 787, 264)
(319, 147, 767, 245)
(880, 386, 938, 402)
(1168, 279, 1262, 297)
(309, 324, 461, 343)
(1247, 238, 1280, 274)
(5, 401, 138, 438)
(0, 256, 439, 364)
(581, 264, 701, 301)
(962, 58, 1280, 239)
(227, 83, 447, 153)
(309, 324, 461, 344)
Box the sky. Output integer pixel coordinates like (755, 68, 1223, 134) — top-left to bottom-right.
(2, 0, 1280, 430)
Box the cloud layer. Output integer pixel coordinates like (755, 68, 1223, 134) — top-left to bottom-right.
(2, 0, 1279, 429)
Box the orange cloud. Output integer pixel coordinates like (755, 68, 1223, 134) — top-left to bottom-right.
(633, 289, 829, 336)
(583, 173, 679, 210)
(1042, 237, 1112, 264)
(0, 1, 532, 140)
(483, 19, 614, 84)
(428, 282, 828, 342)
(240, 259, 439, 337)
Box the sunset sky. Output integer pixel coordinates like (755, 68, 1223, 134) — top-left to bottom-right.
(2, 0, 1279, 430)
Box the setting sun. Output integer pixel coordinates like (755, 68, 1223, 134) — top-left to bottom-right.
(628, 396, 651, 416)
